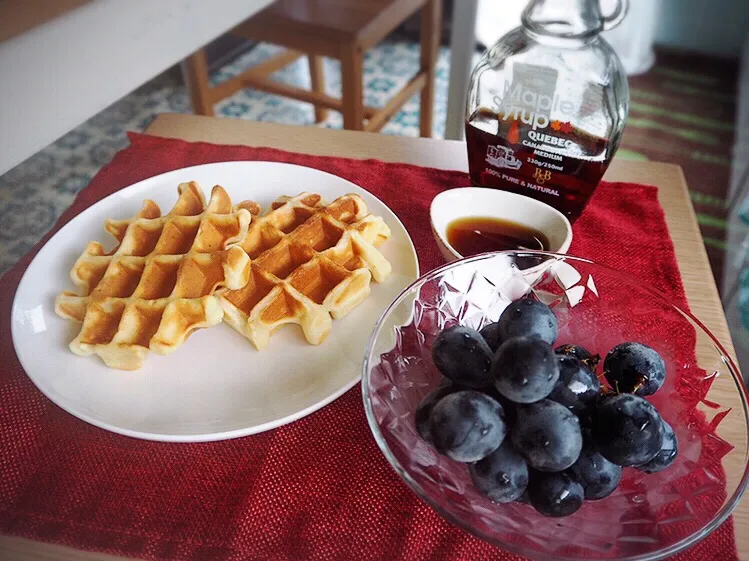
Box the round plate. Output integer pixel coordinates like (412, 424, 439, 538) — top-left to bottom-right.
(11, 162, 419, 442)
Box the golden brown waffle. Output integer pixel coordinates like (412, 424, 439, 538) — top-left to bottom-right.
(218, 192, 392, 349)
(55, 182, 253, 370)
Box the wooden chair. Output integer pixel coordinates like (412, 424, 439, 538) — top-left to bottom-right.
(183, 0, 442, 136)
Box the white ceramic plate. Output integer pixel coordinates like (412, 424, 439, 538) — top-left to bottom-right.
(11, 162, 419, 442)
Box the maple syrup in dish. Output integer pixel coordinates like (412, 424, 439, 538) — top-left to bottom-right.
(446, 216, 549, 257)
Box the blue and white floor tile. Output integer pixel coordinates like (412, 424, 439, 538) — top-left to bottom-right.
(0, 41, 452, 274)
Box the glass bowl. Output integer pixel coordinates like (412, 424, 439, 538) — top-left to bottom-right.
(362, 251, 749, 561)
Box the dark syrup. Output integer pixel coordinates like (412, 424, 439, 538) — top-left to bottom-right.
(446, 216, 549, 257)
(465, 109, 611, 223)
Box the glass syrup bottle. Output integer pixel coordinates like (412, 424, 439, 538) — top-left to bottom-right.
(465, 0, 630, 223)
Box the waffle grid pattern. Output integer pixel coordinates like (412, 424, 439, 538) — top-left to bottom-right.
(219, 192, 392, 349)
(55, 182, 253, 369)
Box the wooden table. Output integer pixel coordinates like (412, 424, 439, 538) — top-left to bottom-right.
(1, 113, 745, 560)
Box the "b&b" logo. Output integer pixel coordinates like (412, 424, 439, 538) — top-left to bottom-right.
(534, 168, 552, 185)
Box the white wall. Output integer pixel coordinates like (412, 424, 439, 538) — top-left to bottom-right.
(475, 0, 522, 49)
(656, 0, 749, 57)
(475, 0, 660, 75)
(477, 0, 749, 58)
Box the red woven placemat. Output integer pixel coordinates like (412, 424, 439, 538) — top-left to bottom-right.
(0, 132, 738, 561)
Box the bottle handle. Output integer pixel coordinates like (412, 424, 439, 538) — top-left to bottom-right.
(601, 0, 629, 31)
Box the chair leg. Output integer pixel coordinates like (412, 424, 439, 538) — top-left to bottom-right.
(341, 47, 364, 131)
(308, 55, 329, 123)
(420, 0, 443, 137)
(182, 49, 215, 117)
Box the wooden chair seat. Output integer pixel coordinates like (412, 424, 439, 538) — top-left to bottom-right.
(184, 0, 442, 135)
(234, 0, 429, 56)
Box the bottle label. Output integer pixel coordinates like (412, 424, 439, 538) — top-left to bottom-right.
(466, 64, 609, 221)
(496, 64, 570, 130)
(485, 145, 523, 171)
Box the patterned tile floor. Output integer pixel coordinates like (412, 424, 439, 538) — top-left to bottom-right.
(0, 41, 452, 274)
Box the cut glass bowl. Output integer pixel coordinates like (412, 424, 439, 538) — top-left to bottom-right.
(362, 252, 749, 560)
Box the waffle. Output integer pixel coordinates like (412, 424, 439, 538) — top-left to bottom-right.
(218, 192, 392, 349)
(55, 182, 254, 370)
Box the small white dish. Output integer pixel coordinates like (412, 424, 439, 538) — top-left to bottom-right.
(430, 187, 573, 261)
(11, 161, 419, 442)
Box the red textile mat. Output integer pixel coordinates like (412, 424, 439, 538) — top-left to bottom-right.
(0, 133, 738, 561)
